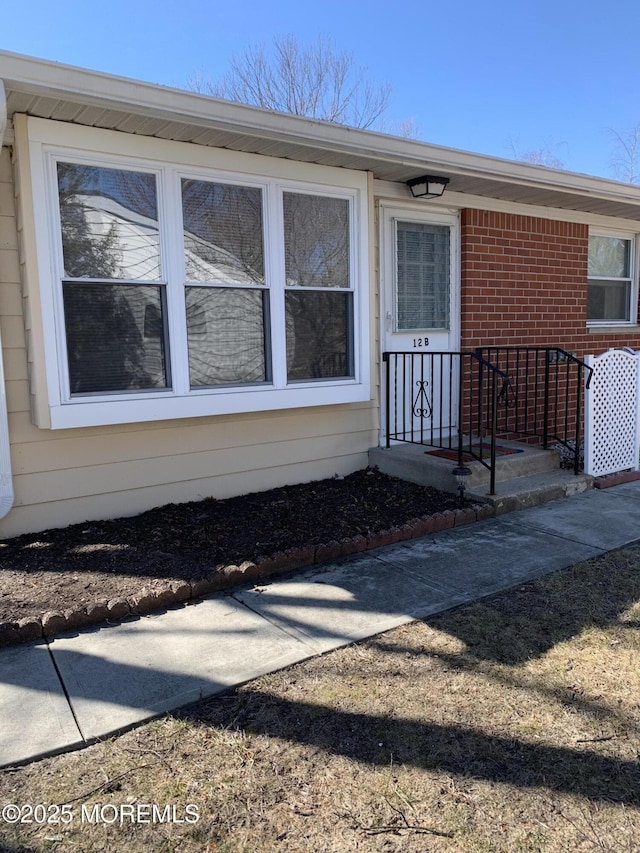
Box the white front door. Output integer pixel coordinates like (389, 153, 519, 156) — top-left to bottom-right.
(380, 205, 460, 444)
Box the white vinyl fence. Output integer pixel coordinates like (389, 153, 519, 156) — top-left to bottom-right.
(584, 348, 640, 477)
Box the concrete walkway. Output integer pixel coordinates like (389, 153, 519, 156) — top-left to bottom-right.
(2, 480, 640, 769)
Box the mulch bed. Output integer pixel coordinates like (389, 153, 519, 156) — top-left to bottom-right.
(0, 468, 493, 646)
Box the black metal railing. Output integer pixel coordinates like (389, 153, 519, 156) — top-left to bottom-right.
(474, 347, 593, 474)
(383, 351, 509, 494)
(383, 347, 593, 493)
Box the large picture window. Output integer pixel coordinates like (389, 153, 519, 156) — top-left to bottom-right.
(587, 232, 637, 325)
(23, 120, 369, 428)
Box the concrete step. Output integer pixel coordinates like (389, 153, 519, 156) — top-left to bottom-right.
(368, 440, 593, 514)
(466, 469, 594, 515)
(369, 439, 561, 492)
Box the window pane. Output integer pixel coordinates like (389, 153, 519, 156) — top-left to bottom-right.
(588, 235, 630, 278)
(186, 287, 269, 386)
(396, 221, 450, 330)
(57, 163, 161, 281)
(63, 283, 168, 393)
(286, 291, 353, 380)
(283, 193, 350, 288)
(587, 280, 631, 321)
(182, 180, 264, 284)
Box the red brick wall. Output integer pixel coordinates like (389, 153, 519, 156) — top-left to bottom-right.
(460, 208, 640, 357)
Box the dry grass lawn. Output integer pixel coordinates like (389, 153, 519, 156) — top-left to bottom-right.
(1, 545, 640, 852)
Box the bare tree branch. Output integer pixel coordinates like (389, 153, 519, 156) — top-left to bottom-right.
(188, 34, 402, 132)
(608, 126, 640, 184)
(506, 136, 566, 169)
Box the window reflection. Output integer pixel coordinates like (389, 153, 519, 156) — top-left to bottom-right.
(284, 193, 350, 288)
(182, 180, 264, 284)
(63, 283, 168, 393)
(186, 287, 270, 386)
(57, 163, 161, 281)
(286, 291, 353, 380)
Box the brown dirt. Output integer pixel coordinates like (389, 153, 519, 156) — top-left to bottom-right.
(0, 468, 465, 628)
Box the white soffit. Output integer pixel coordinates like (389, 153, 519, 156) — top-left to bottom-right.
(3, 50, 640, 221)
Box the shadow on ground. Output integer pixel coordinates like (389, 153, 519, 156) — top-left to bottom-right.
(178, 683, 639, 805)
(419, 543, 640, 664)
(173, 547, 640, 805)
(2, 544, 639, 815)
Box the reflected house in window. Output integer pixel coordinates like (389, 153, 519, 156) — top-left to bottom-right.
(58, 169, 356, 399)
(182, 179, 270, 387)
(182, 180, 354, 388)
(57, 163, 169, 395)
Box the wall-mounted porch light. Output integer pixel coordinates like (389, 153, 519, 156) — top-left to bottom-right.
(406, 175, 450, 199)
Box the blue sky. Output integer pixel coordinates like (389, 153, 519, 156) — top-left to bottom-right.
(2, 0, 640, 181)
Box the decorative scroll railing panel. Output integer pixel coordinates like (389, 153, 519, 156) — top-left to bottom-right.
(383, 351, 508, 494)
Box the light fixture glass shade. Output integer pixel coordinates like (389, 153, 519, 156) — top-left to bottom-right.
(452, 465, 471, 486)
(451, 463, 471, 506)
(407, 175, 450, 199)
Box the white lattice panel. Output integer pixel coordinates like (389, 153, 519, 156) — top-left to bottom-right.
(585, 349, 640, 477)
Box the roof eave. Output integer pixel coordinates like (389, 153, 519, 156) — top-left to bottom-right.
(2, 49, 640, 216)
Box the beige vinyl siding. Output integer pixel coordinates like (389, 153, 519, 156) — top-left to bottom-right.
(0, 145, 379, 539)
(9, 129, 46, 429)
(0, 144, 29, 514)
(2, 144, 30, 420)
(2, 404, 377, 538)
(10, 404, 375, 474)
(372, 196, 381, 403)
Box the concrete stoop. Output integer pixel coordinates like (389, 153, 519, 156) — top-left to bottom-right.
(369, 439, 594, 514)
(466, 468, 593, 514)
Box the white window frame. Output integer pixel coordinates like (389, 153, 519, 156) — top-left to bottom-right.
(587, 228, 639, 327)
(19, 118, 370, 429)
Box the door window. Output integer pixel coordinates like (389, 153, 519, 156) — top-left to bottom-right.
(396, 221, 450, 331)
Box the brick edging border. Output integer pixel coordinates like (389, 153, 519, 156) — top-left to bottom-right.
(0, 503, 494, 648)
(594, 470, 640, 489)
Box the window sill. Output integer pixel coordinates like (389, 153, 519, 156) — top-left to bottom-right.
(46, 381, 372, 429)
(587, 324, 640, 334)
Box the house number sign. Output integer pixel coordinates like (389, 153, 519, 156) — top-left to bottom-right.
(412, 337, 430, 348)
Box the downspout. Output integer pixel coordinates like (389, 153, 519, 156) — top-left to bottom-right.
(0, 79, 14, 519)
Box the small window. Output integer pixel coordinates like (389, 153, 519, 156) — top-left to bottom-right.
(182, 179, 269, 387)
(57, 163, 169, 394)
(283, 192, 354, 380)
(587, 233, 636, 324)
(395, 221, 450, 331)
